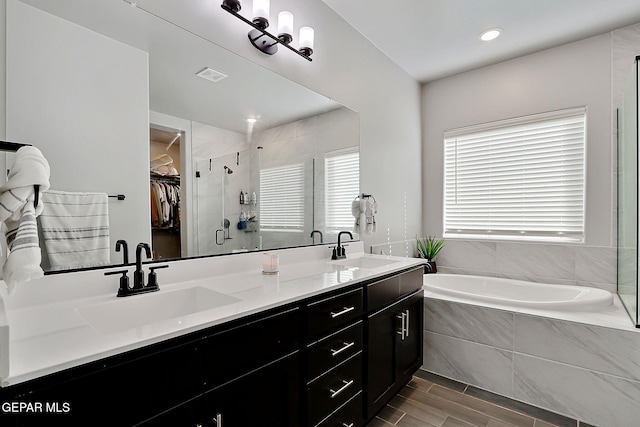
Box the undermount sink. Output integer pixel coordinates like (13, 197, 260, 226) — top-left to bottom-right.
(330, 257, 401, 270)
(76, 287, 240, 334)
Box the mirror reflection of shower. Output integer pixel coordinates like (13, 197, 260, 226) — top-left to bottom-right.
(194, 149, 261, 256)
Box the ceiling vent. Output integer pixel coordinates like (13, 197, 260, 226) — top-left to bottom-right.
(196, 67, 228, 83)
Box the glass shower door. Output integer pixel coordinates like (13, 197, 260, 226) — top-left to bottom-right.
(194, 157, 227, 256)
(617, 56, 639, 327)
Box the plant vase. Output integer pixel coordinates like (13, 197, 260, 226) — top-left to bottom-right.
(424, 260, 437, 274)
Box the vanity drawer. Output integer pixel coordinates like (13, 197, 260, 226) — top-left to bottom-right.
(307, 353, 362, 426)
(367, 267, 422, 311)
(307, 321, 363, 381)
(203, 306, 301, 385)
(316, 391, 363, 427)
(307, 288, 364, 339)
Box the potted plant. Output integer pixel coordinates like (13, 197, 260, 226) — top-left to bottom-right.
(416, 236, 445, 274)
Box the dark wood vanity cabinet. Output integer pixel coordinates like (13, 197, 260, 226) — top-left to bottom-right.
(0, 305, 302, 427)
(365, 268, 424, 421)
(0, 266, 424, 427)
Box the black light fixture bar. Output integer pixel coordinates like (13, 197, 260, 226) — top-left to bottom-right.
(221, 4, 312, 62)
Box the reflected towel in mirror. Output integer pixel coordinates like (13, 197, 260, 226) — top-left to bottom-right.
(39, 190, 110, 271)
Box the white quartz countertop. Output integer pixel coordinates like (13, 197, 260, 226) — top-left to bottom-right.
(0, 245, 423, 387)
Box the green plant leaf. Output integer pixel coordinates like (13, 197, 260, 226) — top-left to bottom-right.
(416, 235, 445, 260)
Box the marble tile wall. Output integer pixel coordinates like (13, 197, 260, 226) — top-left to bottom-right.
(370, 238, 617, 292)
(435, 240, 618, 292)
(422, 298, 640, 427)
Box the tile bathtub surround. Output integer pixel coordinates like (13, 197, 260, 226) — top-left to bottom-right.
(423, 297, 640, 427)
(514, 314, 640, 381)
(368, 370, 590, 427)
(435, 240, 617, 292)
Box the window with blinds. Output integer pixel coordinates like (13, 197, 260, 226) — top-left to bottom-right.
(325, 149, 359, 232)
(259, 163, 305, 231)
(443, 107, 586, 242)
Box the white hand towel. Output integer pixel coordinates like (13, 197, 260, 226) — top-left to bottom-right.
(351, 199, 361, 234)
(0, 146, 51, 294)
(39, 190, 111, 271)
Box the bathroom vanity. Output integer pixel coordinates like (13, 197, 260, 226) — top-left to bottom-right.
(0, 245, 424, 426)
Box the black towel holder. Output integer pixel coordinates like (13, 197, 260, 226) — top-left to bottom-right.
(0, 140, 40, 208)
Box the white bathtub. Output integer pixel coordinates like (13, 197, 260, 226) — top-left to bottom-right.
(423, 274, 613, 311)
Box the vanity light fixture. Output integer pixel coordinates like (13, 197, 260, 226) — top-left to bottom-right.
(220, 0, 314, 61)
(480, 27, 502, 41)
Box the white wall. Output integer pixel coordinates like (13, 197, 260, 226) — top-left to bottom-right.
(421, 33, 619, 290)
(423, 33, 612, 246)
(5, 0, 151, 265)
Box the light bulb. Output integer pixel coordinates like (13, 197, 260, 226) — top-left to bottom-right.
(277, 11, 294, 44)
(252, 0, 270, 29)
(480, 28, 502, 41)
(299, 26, 314, 56)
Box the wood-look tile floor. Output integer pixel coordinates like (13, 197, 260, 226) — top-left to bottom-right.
(366, 371, 595, 427)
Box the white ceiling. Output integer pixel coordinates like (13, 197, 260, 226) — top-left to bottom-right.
(321, 0, 640, 82)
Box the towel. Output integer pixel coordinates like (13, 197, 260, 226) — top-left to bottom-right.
(364, 197, 378, 234)
(39, 190, 110, 271)
(0, 146, 51, 293)
(351, 195, 378, 235)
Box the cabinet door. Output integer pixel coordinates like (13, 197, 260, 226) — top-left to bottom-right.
(366, 290, 424, 420)
(141, 353, 300, 427)
(395, 290, 424, 382)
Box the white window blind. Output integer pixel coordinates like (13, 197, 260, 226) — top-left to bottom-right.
(443, 107, 586, 242)
(259, 163, 305, 231)
(325, 149, 359, 232)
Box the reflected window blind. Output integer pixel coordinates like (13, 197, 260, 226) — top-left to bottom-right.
(443, 107, 586, 241)
(325, 149, 359, 232)
(260, 163, 305, 231)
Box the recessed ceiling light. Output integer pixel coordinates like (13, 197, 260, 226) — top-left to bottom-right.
(196, 67, 228, 83)
(480, 28, 502, 42)
(247, 118, 257, 123)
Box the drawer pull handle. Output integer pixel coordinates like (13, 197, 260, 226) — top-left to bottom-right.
(329, 379, 354, 398)
(330, 341, 355, 357)
(330, 306, 355, 318)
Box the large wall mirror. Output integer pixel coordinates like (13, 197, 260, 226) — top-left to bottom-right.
(5, 0, 360, 272)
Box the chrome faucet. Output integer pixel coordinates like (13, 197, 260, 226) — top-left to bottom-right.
(331, 231, 353, 260)
(310, 229, 324, 244)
